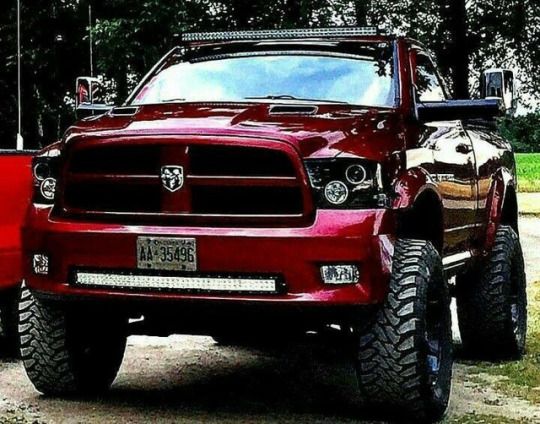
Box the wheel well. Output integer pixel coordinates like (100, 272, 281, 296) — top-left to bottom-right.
(397, 190, 444, 253)
(501, 186, 519, 234)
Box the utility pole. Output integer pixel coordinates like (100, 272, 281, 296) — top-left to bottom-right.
(16, 0, 23, 150)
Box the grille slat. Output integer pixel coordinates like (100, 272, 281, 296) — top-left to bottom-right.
(60, 140, 309, 225)
(191, 186, 303, 215)
(189, 145, 296, 177)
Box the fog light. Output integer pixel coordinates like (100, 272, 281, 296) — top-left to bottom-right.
(40, 178, 56, 201)
(324, 181, 348, 205)
(32, 254, 49, 275)
(321, 265, 360, 285)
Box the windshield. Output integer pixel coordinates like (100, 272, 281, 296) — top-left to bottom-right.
(131, 50, 396, 108)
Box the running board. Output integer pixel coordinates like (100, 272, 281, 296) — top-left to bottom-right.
(442, 251, 472, 272)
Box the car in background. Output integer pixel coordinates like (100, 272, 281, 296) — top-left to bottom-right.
(0, 150, 34, 356)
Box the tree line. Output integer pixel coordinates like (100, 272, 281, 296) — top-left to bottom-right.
(0, 0, 539, 151)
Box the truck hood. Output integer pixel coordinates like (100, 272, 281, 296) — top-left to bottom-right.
(65, 103, 404, 161)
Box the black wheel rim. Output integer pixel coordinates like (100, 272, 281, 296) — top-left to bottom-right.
(510, 255, 526, 346)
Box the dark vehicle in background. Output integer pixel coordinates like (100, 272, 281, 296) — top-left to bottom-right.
(18, 27, 525, 422)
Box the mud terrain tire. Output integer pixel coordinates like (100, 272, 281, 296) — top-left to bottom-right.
(457, 225, 527, 360)
(356, 239, 452, 422)
(19, 286, 127, 395)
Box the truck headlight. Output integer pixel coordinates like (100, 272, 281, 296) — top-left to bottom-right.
(40, 178, 57, 201)
(33, 156, 59, 205)
(345, 164, 367, 185)
(305, 159, 387, 209)
(324, 181, 349, 205)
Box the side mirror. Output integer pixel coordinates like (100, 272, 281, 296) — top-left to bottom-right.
(75, 76, 113, 119)
(417, 99, 505, 122)
(480, 69, 518, 117)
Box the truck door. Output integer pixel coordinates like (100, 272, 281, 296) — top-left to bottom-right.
(412, 51, 479, 254)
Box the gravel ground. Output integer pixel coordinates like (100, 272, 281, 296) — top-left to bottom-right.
(1, 217, 540, 423)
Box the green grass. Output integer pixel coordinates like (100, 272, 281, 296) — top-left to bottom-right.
(516, 153, 540, 192)
(465, 280, 540, 405)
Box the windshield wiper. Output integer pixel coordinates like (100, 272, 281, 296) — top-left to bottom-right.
(245, 95, 349, 104)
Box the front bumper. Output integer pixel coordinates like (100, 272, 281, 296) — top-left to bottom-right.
(23, 206, 396, 308)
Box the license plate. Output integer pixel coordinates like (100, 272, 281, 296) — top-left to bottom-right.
(137, 237, 197, 271)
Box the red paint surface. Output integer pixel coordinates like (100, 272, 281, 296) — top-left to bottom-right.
(0, 153, 34, 290)
(24, 207, 394, 305)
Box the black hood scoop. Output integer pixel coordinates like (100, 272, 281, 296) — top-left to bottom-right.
(110, 106, 140, 116)
(268, 104, 318, 115)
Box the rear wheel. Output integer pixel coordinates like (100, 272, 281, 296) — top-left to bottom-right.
(19, 286, 127, 395)
(457, 225, 527, 359)
(0, 286, 21, 358)
(355, 239, 452, 422)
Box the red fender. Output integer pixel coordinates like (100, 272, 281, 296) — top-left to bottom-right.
(392, 167, 442, 210)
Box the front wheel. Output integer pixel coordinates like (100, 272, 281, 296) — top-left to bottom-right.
(355, 239, 452, 422)
(19, 286, 128, 395)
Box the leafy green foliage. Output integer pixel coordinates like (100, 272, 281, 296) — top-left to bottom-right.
(1, 1, 540, 149)
(501, 116, 540, 153)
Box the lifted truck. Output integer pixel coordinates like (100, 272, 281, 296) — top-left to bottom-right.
(19, 27, 526, 422)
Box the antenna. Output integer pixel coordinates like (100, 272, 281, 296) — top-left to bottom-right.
(16, 0, 23, 150)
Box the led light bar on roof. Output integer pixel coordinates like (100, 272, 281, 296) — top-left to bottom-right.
(182, 27, 381, 43)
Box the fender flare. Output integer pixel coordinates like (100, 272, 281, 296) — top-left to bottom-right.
(484, 167, 516, 251)
(392, 168, 444, 252)
(393, 167, 443, 211)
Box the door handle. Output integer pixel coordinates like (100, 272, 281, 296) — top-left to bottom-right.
(455, 143, 473, 154)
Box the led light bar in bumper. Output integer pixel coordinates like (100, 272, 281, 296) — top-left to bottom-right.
(182, 27, 380, 43)
(74, 272, 278, 293)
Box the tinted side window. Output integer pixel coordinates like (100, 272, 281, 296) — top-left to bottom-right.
(415, 54, 446, 102)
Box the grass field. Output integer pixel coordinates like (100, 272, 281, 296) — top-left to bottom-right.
(466, 279, 540, 406)
(516, 153, 540, 192)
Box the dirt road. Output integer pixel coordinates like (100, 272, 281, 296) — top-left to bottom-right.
(1, 217, 540, 423)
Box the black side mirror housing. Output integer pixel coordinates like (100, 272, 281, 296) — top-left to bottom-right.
(76, 103, 114, 120)
(417, 99, 505, 123)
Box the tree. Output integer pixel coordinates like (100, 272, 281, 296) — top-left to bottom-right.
(1, 1, 540, 150)
(354, 1, 370, 26)
(438, 0, 469, 98)
(0, 1, 92, 149)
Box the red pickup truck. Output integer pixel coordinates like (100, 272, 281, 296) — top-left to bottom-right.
(0, 150, 34, 355)
(18, 28, 526, 422)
